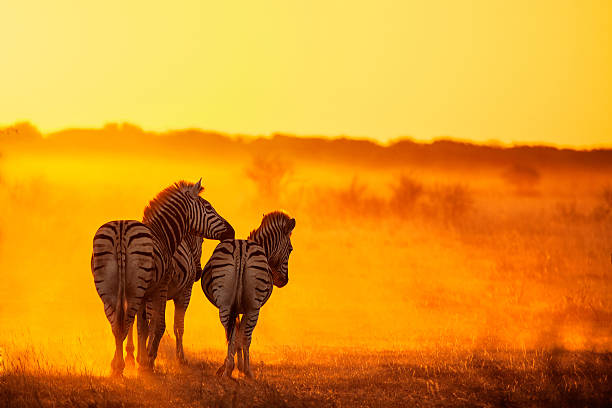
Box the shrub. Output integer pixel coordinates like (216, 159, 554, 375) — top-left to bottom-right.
(389, 175, 423, 217)
(307, 176, 386, 221)
(421, 183, 473, 225)
(590, 186, 612, 221)
(245, 155, 293, 203)
(433, 184, 473, 223)
(328, 177, 386, 219)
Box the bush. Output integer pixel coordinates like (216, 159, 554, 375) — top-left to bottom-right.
(245, 156, 293, 203)
(325, 177, 386, 219)
(590, 186, 612, 221)
(428, 184, 473, 224)
(305, 176, 387, 222)
(389, 175, 423, 217)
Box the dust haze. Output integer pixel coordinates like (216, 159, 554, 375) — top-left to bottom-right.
(1, 122, 611, 376)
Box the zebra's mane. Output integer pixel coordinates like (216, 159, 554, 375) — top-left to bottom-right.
(248, 211, 291, 241)
(143, 180, 203, 224)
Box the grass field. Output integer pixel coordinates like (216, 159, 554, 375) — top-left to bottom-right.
(2, 341, 612, 408)
(1, 127, 612, 406)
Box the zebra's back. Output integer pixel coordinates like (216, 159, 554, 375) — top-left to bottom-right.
(91, 220, 155, 337)
(202, 239, 273, 313)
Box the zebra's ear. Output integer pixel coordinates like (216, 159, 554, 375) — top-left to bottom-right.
(286, 218, 296, 233)
(191, 178, 203, 196)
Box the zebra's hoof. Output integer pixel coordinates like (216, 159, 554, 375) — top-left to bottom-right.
(223, 367, 235, 380)
(138, 361, 154, 373)
(216, 364, 225, 377)
(219, 372, 237, 382)
(178, 357, 189, 366)
(110, 368, 124, 378)
(125, 355, 136, 367)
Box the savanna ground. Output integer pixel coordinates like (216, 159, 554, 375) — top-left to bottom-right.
(3, 342, 612, 407)
(1, 124, 612, 406)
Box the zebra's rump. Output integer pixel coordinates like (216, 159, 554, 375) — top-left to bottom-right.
(201, 240, 273, 312)
(91, 220, 155, 335)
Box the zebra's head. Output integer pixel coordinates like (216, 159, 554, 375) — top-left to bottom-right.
(250, 211, 296, 288)
(185, 179, 235, 241)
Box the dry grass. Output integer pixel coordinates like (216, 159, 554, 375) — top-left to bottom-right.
(2, 343, 611, 408)
(2, 131, 612, 406)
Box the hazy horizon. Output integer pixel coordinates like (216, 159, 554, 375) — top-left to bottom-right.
(2, 121, 611, 151)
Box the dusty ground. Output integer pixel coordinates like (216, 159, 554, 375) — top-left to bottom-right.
(2, 343, 611, 408)
(2, 131, 612, 407)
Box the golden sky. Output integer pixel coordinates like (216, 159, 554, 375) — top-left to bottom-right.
(1, 1, 609, 147)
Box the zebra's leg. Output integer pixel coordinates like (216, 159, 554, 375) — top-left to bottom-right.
(216, 306, 237, 378)
(146, 288, 168, 370)
(241, 309, 260, 379)
(235, 316, 244, 373)
(136, 304, 149, 367)
(125, 323, 135, 367)
(110, 331, 125, 377)
(173, 294, 189, 365)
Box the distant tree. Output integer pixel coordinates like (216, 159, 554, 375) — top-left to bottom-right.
(245, 155, 293, 202)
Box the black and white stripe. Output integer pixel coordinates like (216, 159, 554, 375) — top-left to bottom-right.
(91, 220, 154, 375)
(125, 234, 204, 365)
(201, 211, 295, 378)
(91, 179, 234, 376)
(168, 234, 204, 363)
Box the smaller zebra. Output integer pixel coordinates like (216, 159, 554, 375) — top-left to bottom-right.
(125, 234, 204, 366)
(201, 211, 295, 379)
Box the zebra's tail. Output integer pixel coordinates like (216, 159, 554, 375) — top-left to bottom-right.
(92, 221, 129, 339)
(116, 243, 129, 339)
(225, 305, 238, 344)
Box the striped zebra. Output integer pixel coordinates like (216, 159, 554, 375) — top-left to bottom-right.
(201, 211, 295, 379)
(91, 180, 234, 376)
(125, 234, 204, 365)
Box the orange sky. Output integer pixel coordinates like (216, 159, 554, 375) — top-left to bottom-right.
(1, 1, 610, 147)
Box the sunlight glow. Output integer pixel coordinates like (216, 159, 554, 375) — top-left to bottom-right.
(0, 1, 610, 147)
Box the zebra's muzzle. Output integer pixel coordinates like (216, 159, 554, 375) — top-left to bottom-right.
(270, 266, 288, 288)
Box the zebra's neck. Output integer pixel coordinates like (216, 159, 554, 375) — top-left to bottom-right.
(249, 229, 274, 262)
(248, 211, 288, 262)
(144, 195, 189, 258)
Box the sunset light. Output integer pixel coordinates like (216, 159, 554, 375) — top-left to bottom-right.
(1, 0, 610, 146)
(1, 1, 611, 407)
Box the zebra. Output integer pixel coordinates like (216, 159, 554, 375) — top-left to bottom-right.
(201, 211, 295, 379)
(125, 234, 204, 366)
(91, 179, 234, 376)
